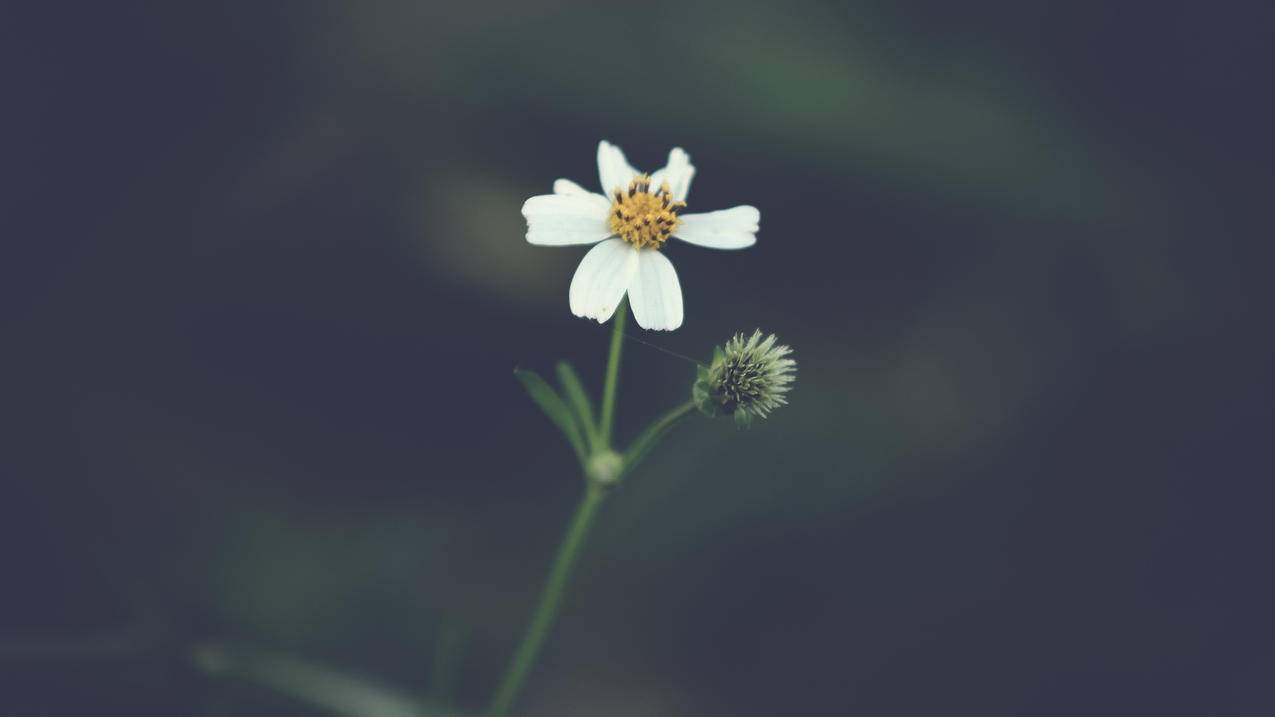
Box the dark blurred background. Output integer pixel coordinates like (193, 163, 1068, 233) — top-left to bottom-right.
(3, 1, 1274, 715)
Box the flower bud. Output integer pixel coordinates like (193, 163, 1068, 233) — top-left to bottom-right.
(585, 450, 624, 486)
(693, 330, 796, 428)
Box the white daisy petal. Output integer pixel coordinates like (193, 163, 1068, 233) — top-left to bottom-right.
(648, 147, 695, 202)
(627, 249, 683, 331)
(569, 238, 639, 322)
(522, 193, 612, 246)
(597, 140, 641, 196)
(674, 205, 759, 250)
(553, 178, 592, 196)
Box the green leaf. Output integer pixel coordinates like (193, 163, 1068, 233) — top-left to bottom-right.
(192, 643, 461, 717)
(692, 382, 714, 417)
(514, 369, 586, 462)
(555, 361, 600, 450)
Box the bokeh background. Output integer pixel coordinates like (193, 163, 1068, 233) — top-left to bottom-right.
(3, 1, 1274, 715)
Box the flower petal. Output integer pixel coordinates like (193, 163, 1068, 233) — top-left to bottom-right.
(597, 140, 641, 196)
(553, 178, 592, 196)
(648, 147, 695, 202)
(522, 193, 612, 246)
(674, 206, 759, 250)
(569, 238, 639, 323)
(627, 249, 683, 331)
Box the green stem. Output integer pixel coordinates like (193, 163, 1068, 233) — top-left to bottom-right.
(599, 299, 627, 447)
(642, 401, 696, 442)
(621, 401, 696, 478)
(486, 484, 607, 717)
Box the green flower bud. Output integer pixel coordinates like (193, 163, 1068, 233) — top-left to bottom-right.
(693, 330, 796, 428)
(585, 450, 624, 486)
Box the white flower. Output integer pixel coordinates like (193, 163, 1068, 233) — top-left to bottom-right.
(522, 140, 759, 331)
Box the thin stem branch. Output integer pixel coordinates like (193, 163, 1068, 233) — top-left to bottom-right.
(486, 484, 607, 717)
(621, 401, 696, 479)
(641, 401, 697, 443)
(599, 299, 627, 447)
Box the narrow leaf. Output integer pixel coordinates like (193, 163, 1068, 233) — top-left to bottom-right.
(514, 369, 586, 462)
(192, 643, 457, 717)
(555, 361, 600, 450)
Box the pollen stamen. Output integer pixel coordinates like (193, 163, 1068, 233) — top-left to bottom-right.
(608, 175, 685, 249)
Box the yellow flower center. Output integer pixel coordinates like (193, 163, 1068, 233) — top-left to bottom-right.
(608, 175, 686, 249)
